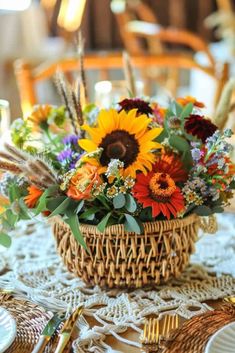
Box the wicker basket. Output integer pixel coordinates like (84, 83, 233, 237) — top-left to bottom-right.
(52, 213, 204, 289)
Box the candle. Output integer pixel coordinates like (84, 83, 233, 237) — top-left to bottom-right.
(0, 100, 10, 137)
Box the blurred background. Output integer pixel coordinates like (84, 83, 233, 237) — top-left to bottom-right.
(0, 0, 234, 124)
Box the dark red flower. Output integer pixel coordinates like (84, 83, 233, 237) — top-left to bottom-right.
(118, 98, 153, 116)
(184, 114, 218, 143)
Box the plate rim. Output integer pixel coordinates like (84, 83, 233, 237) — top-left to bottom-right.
(205, 321, 235, 353)
(0, 307, 17, 353)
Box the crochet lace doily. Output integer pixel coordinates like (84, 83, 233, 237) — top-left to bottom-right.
(0, 213, 234, 352)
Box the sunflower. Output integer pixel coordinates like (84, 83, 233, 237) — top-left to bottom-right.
(79, 109, 162, 178)
(24, 185, 43, 208)
(154, 152, 188, 182)
(28, 105, 52, 129)
(133, 172, 185, 219)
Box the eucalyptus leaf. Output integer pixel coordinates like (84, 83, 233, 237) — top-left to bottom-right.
(76, 200, 84, 214)
(124, 214, 141, 234)
(8, 183, 21, 203)
(125, 194, 137, 213)
(97, 212, 112, 232)
(212, 206, 224, 213)
(113, 194, 126, 209)
(0, 232, 11, 248)
(65, 214, 87, 249)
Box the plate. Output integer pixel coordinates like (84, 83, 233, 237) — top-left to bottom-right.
(205, 322, 235, 353)
(0, 307, 16, 352)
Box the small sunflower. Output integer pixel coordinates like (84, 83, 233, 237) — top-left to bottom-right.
(79, 109, 162, 178)
(28, 105, 52, 129)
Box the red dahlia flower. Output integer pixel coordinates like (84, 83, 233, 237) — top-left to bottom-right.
(184, 114, 217, 143)
(118, 98, 153, 116)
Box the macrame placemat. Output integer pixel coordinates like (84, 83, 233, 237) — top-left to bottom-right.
(0, 213, 234, 352)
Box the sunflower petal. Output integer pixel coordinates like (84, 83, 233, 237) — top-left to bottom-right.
(79, 139, 97, 152)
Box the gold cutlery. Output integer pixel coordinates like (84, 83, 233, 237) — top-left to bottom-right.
(32, 313, 64, 353)
(141, 317, 160, 352)
(54, 306, 83, 353)
(161, 314, 179, 338)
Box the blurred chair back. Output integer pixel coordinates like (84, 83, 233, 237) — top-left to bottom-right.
(14, 52, 228, 116)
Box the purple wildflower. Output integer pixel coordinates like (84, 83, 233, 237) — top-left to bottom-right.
(63, 134, 80, 146)
(57, 148, 73, 163)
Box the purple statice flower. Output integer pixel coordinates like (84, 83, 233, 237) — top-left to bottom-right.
(69, 154, 81, 169)
(57, 148, 73, 163)
(63, 134, 80, 146)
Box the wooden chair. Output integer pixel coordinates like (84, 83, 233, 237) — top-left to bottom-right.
(14, 52, 228, 117)
(111, 0, 217, 95)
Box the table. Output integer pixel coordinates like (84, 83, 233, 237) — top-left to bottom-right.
(0, 212, 234, 352)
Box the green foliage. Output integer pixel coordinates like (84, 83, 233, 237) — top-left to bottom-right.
(194, 205, 213, 216)
(0, 232, 11, 248)
(113, 194, 126, 209)
(64, 214, 87, 249)
(125, 194, 137, 213)
(124, 214, 142, 234)
(97, 212, 112, 232)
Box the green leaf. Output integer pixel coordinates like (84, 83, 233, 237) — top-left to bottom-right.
(35, 186, 58, 215)
(169, 134, 190, 152)
(65, 214, 87, 249)
(194, 205, 213, 216)
(97, 212, 112, 232)
(156, 129, 168, 143)
(0, 232, 11, 248)
(124, 214, 141, 234)
(49, 197, 71, 217)
(113, 194, 126, 209)
(172, 101, 182, 116)
(18, 198, 31, 220)
(76, 200, 84, 214)
(47, 196, 67, 211)
(212, 206, 224, 213)
(180, 102, 193, 119)
(125, 194, 137, 213)
(79, 207, 100, 220)
(8, 183, 21, 203)
(5, 209, 18, 227)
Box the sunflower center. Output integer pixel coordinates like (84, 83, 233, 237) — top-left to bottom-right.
(149, 173, 176, 201)
(99, 129, 139, 167)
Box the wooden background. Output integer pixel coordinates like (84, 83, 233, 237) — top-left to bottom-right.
(80, 0, 220, 50)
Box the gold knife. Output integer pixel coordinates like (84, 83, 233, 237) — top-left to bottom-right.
(54, 306, 83, 353)
(32, 313, 64, 353)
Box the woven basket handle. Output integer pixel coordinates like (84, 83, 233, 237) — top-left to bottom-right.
(198, 215, 218, 234)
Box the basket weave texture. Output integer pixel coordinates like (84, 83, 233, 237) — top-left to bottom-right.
(53, 214, 199, 288)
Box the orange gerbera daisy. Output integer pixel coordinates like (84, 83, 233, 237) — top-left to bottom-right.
(133, 172, 185, 219)
(153, 152, 188, 182)
(177, 96, 205, 108)
(24, 185, 43, 208)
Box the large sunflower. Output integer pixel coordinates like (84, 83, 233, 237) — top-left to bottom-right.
(79, 109, 162, 178)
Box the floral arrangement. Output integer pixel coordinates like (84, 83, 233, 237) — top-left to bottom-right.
(0, 95, 234, 248)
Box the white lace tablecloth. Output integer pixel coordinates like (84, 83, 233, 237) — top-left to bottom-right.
(0, 213, 234, 352)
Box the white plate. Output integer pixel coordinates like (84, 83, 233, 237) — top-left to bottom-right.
(205, 322, 235, 353)
(0, 307, 16, 352)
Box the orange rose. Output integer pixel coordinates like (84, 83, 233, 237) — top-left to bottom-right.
(67, 163, 102, 201)
(177, 96, 205, 108)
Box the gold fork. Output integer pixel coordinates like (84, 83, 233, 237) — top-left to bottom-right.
(141, 318, 160, 352)
(161, 314, 179, 339)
